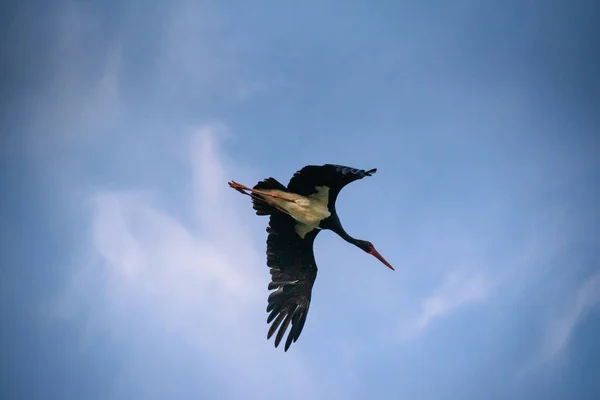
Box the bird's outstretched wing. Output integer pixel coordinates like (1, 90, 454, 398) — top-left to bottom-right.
(287, 164, 377, 207)
(265, 213, 320, 351)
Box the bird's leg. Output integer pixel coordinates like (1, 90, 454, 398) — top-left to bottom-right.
(228, 181, 297, 202)
(228, 181, 253, 196)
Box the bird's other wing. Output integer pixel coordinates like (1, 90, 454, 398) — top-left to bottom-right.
(265, 213, 321, 351)
(287, 164, 377, 207)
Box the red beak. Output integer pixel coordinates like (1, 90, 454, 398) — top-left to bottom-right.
(369, 248, 395, 271)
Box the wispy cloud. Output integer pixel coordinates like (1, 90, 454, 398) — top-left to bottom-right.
(400, 271, 489, 339)
(515, 270, 600, 381)
(544, 272, 600, 357)
(12, 1, 596, 398)
(56, 128, 329, 399)
(33, 4, 331, 396)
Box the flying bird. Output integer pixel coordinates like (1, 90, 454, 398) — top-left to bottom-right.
(228, 164, 394, 351)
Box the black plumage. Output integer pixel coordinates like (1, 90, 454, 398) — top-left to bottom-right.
(265, 213, 319, 351)
(288, 164, 377, 207)
(229, 164, 394, 351)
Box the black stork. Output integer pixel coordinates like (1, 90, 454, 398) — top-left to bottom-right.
(228, 164, 394, 351)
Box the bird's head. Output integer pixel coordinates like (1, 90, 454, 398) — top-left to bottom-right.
(356, 240, 395, 271)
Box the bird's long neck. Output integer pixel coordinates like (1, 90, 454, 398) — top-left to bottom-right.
(325, 211, 360, 246)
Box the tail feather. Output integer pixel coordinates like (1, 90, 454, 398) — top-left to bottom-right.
(252, 178, 287, 216)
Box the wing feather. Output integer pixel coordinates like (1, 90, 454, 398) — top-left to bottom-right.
(262, 164, 376, 351)
(287, 164, 376, 207)
(265, 213, 320, 351)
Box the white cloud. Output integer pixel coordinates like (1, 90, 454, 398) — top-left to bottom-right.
(400, 271, 489, 339)
(56, 128, 330, 399)
(544, 271, 600, 357)
(34, 5, 332, 396)
(514, 270, 600, 381)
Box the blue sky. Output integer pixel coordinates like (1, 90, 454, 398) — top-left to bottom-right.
(1, 0, 599, 399)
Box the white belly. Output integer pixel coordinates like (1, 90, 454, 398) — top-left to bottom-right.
(257, 186, 332, 238)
